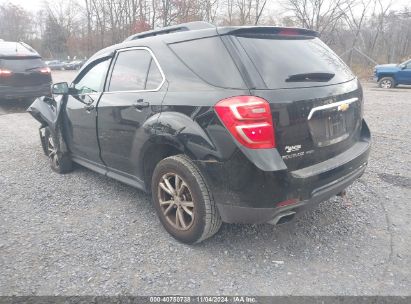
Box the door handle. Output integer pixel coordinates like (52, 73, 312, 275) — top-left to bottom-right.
(84, 103, 95, 111)
(134, 99, 150, 110)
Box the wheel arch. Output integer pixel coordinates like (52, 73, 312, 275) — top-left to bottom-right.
(377, 73, 396, 82)
(140, 140, 192, 192)
(139, 111, 219, 191)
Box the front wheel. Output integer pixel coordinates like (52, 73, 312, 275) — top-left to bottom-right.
(151, 155, 222, 244)
(44, 127, 73, 174)
(378, 77, 395, 88)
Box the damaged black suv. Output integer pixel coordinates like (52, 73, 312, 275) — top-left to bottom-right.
(29, 22, 371, 244)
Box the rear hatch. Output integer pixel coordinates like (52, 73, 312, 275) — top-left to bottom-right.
(0, 42, 51, 88)
(222, 28, 363, 170)
(0, 57, 51, 87)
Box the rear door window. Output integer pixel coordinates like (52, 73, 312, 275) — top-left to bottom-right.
(108, 49, 163, 92)
(169, 36, 246, 89)
(145, 58, 163, 90)
(236, 36, 354, 89)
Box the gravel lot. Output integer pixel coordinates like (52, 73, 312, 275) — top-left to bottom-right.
(0, 72, 410, 296)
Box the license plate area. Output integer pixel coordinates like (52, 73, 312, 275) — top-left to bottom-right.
(308, 108, 355, 147)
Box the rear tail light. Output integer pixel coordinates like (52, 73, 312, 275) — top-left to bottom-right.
(276, 198, 299, 208)
(214, 96, 275, 149)
(0, 69, 12, 76)
(38, 67, 51, 74)
(278, 29, 299, 36)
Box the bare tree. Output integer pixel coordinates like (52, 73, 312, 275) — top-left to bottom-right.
(0, 0, 409, 68)
(285, 0, 355, 38)
(0, 3, 33, 41)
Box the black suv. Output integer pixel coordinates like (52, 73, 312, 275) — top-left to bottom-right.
(28, 22, 371, 244)
(0, 41, 51, 100)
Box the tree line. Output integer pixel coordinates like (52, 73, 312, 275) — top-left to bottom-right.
(0, 0, 410, 70)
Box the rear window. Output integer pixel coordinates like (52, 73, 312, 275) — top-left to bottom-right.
(236, 36, 354, 89)
(0, 42, 38, 57)
(169, 36, 246, 89)
(0, 58, 44, 72)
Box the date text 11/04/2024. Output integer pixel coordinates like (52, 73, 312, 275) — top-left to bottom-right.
(149, 296, 257, 303)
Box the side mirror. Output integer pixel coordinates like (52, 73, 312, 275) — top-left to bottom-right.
(52, 82, 69, 95)
(399, 64, 406, 70)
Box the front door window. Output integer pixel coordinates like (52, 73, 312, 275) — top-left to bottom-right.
(74, 59, 110, 94)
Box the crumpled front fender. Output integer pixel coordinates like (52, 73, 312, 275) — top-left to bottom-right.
(27, 95, 65, 134)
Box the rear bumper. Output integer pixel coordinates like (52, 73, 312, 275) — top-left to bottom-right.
(0, 83, 51, 99)
(197, 120, 371, 224)
(216, 163, 366, 224)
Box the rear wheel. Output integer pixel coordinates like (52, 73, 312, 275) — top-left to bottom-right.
(151, 155, 221, 244)
(44, 127, 72, 174)
(378, 77, 395, 88)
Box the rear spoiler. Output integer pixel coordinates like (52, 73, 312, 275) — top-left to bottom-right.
(0, 54, 41, 58)
(217, 26, 319, 38)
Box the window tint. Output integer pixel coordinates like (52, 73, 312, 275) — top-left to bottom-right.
(1, 58, 44, 72)
(0, 42, 38, 57)
(145, 58, 163, 90)
(169, 37, 246, 89)
(75, 58, 110, 94)
(236, 36, 354, 89)
(109, 49, 162, 92)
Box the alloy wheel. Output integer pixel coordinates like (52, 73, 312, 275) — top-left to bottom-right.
(47, 136, 59, 168)
(157, 172, 195, 230)
(380, 79, 392, 88)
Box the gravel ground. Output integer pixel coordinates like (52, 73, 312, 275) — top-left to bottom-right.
(0, 73, 410, 296)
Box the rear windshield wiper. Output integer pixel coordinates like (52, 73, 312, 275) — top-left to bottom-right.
(285, 72, 335, 82)
(25, 66, 44, 71)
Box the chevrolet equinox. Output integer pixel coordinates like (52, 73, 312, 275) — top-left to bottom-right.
(28, 22, 371, 244)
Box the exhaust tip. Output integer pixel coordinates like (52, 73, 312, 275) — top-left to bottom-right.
(277, 212, 296, 225)
(268, 210, 296, 225)
(337, 190, 347, 197)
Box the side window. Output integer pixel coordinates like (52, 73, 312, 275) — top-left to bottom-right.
(108, 49, 163, 92)
(145, 58, 163, 90)
(406, 61, 411, 69)
(74, 58, 110, 94)
(169, 37, 246, 89)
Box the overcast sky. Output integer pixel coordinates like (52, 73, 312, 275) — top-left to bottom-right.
(0, 0, 409, 14)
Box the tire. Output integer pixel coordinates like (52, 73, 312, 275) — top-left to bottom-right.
(44, 126, 73, 174)
(39, 127, 48, 155)
(378, 77, 395, 88)
(151, 154, 222, 244)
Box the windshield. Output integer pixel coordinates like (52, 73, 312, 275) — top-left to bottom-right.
(236, 36, 354, 89)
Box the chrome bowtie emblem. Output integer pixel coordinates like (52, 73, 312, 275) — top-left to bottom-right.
(338, 103, 350, 112)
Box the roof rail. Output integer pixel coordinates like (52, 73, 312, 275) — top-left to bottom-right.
(124, 21, 215, 42)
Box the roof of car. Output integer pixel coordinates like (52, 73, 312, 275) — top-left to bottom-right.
(123, 22, 319, 42)
(0, 41, 40, 58)
(85, 22, 319, 65)
(123, 21, 215, 41)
